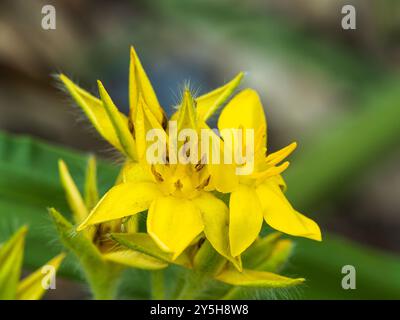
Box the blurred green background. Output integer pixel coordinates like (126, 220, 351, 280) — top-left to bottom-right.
(0, 0, 399, 299)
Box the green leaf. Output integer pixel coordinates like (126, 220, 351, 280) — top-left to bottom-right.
(0, 130, 118, 273)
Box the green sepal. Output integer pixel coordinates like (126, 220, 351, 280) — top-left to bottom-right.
(0, 226, 27, 299)
(48, 208, 122, 299)
(241, 232, 282, 269)
(111, 232, 190, 267)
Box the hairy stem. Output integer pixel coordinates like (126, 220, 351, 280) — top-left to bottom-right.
(151, 270, 165, 300)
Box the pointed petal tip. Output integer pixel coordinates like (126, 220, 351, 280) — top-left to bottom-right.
(230, 247, 243, 259)
(300, 217, 322, 242)
(182, 88, 194, 102)
(130, 45, 137, 57)
(57, 252, 67, 260)
(50, 252, 67, 267)
(171, 252, 180, 261)
(287, 141, 298, 153)
(147, 229, 173, 254)
(96, 79, 105, 92)
(58, 158, 66, 169)
(58, 73, 68, 82)
(236, 71, 245, 80)
(309, 230, 322, 242)
(16, 225, 28, 237)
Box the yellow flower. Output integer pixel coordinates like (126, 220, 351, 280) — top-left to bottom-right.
(76, 92, 240, 268)
(217, 89, 321, 257)
(55, 47, 317, 294)
(58, 46, 244, 265)
(0, 226, 64, 300)
(60, 48, 321, 278)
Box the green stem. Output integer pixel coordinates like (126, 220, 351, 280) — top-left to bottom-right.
(151, 270, 165, 300)
(176, 240, 227, 300)
(86, 263, 122, 300)
(175, 273, 203, 300)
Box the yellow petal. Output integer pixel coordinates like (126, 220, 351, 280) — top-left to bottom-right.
(199, 124, 238, 193)
(196, 72, 244, 121)
(58, 74, 125, 152)
(218, 89, 267, 148)
(77, 182, 161, 230)
(192, 192, 242, 270)
(102, 250, 167, 270)
(251, 161, 290, 182)
(98, 80, 137, 160)
(256, 179, 322, 241)
(207, 163, 239, 193)
(177, 89, 198, 132)
(129, 46, 166, 125)
(266, 142, 297, 166)
(134, 96, 167, 162)
(0, 226, 27, 300)
(16, 253, 65, 300)
(229, 185, 263, 257)
(84, 155, 99, 210)
(58, 159, 88, 224)
(119, 160, 154, 184)
(147, 196, 204, 260)
(216, 266, 304, 288)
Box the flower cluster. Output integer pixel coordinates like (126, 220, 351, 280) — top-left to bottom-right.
(52, 46, 321, 299)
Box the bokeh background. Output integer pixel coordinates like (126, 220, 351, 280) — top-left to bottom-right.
(0, 0, 399, 299)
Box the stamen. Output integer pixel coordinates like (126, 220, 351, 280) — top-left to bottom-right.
(151, 165, 164, 182)
(175, 179, 183, 190)
(195, 157, 205, 172)
(195, 162, 205, 172)
(196, 175, 210, 190)
(161, 115, 168, 130)
(128, 118, 135, 139)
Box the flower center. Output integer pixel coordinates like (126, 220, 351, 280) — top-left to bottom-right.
(151, 162, 210, 199)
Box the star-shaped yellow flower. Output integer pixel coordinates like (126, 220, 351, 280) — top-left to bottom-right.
(217, 89, 322, 256)
(76, 92, 240, 268)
